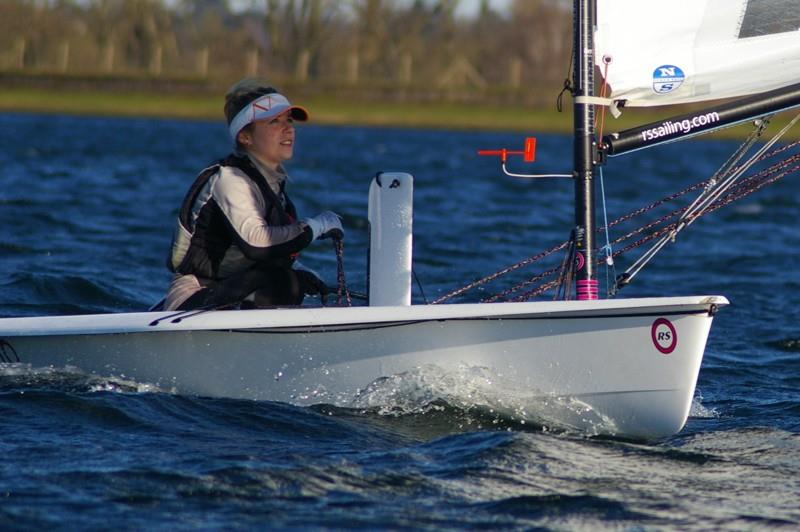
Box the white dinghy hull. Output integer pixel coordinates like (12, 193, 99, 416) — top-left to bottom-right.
(0, 295, 727, 439)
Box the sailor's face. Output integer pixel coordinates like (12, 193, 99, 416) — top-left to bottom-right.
(241, 111, 295, 169)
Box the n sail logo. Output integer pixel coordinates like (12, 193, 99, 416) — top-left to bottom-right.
(652, 65, 685, 94)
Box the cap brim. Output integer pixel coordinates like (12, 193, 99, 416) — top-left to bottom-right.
(229, 93, 309, 142)
(289, 106, 309, 122)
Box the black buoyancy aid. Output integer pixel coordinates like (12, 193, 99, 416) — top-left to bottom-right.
(167, 154, 300, 279)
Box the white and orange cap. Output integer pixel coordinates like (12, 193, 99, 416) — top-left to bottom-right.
(228, 92, 309, 143)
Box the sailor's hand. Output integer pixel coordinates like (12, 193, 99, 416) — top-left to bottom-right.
(303, 211, 344, 240)
(295, 270, 330, 304)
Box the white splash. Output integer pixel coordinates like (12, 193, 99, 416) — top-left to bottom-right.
(689, 390, 720, 419)
(349, 364, 618, 435)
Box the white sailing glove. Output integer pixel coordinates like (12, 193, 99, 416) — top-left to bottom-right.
(303, 210, 344, 240)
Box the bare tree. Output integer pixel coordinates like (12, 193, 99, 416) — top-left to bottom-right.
(0, 0, 573, 103)
(510, 0, 571, 85)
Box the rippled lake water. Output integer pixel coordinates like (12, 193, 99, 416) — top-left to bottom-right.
(0, 112, 798, 529)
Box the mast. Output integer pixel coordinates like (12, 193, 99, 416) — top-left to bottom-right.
(572, 0, 598, 300)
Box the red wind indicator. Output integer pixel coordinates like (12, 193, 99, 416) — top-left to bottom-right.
(477, 137, 536, 163)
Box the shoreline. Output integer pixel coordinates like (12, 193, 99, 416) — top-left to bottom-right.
(1, 87, 795, 140)
(0, 87, 574, 133)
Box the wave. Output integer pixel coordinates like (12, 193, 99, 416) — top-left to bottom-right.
(0, 364, 166, 395)
(0, 361, 728, 442)
(0, 272, 144, 316)
(766, 337, 800, 352)
(0, 364, 796, 530)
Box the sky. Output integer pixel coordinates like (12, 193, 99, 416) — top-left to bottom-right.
(223, 0, 513, 19)
(455, 0, 512, 18)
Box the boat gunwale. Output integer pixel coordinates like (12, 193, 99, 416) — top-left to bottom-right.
(0, 295, 729, 337)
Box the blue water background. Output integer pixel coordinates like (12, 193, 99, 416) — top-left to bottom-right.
(0, 112, 798, 529)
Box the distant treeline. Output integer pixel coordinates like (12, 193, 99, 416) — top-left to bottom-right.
(0, 0, 572, 104)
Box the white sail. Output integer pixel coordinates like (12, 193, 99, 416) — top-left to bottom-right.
(595, 0, 800, 107)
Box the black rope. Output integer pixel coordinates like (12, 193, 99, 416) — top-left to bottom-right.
(556, 42, 575, 113)
(556, 78, 574, 113)
(333, 237, 352, 307)
(554, 231, 577, 301)
(412, 268, 428, 304)
(0, 339, 20, 363)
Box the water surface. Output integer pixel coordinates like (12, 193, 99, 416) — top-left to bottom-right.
(0, 112, 798, 529)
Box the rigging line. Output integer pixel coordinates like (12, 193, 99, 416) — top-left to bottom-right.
(617, 230, 677, 285)
(617, 146, 800, 288)
(640, 122, 794, 280)
(490, 232, 578, 303)
(519, 215, 704, 300)
(605, 180, 706, 231)
(597, 165, 617, 297)
(441, 157, 752, 303)
(674, 117, 771, 229)
(681, 112, 800, 231)
(453, 172, 730, 302)
(621, 116, 797, 284)
(680, 133, 776, 226)
(525, 275, 561, 301)
(610, 155, 800, 264)
(615, 198, 705, 273)
(611, 204, 687, 253)
(628, 161, 800, 252)
(151, 295, 256, 325)
(617, 187, 737, 285)
(482, 262, 563, 302)
(149, 308, 205, 326)
(499, 276, 558, 302)
(605, 137, 800, 246)
(485, 141, 800, 301)
(0, 339, 20, 363)
(710, 118, 770, 184)
(430, 240, 569, 304)
(488, 155, 800, 302)
(595, 56, 611, 142)
(554, 233, 576, 301)
(522, 277, 563, 301)
(168, 307, 219, 324)
(602, 192, 697, 260)
(454, 179, 713, 303)
(710, 156, 800, 208)
(436, 136, 800, 304)
(556, 45, 575, 113)
(333, 237, 351, 307)
(412, 267, 428, 305)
